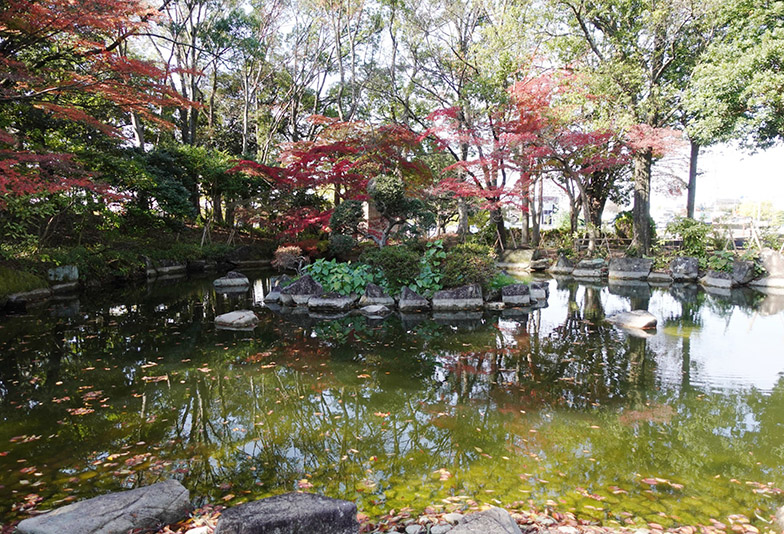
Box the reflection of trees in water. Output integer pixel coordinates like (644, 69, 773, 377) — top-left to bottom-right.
(2, 276, 784, 522)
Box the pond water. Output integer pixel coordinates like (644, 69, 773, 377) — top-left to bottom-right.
(1, 273, 783, 528)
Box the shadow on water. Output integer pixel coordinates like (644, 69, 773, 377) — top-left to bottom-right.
(1, 273, 783, 527)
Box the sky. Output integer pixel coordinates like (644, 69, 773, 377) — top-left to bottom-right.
(652, 142, 784, 216)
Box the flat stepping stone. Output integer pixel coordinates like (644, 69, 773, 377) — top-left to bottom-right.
(214, 271, 250, 288)
(215, 310, 259, 330)
(606, 310, 657, 330)
(501, 283, 530, 306)
(214, 492, 358, 534)
(432, 284, 484, 311)
(17, 479, 190, 534)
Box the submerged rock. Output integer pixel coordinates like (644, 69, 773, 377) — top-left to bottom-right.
(606, 310, 657, 330)
(214, 492, 357, 534)
(360, 305, 392, 319)
(529, 281, 549, 301)
(215, 310, 259, 330)
(398, 287, 430, 312)
(17, 479, 190, 534)
(702, 270, 732, 289)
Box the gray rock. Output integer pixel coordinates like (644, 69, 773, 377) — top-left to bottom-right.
(265, 274, 293, 302)
(775, 505, 784, 532)
(215, 310, 259, 330)
(432, 284, 484, 311)
(47, 264, 78, 283)
(449, 507, 520, 534)
(485, 301, 505, 311)
(608, 257, 653, 280)
(398, 287, 430, 312)
(213, 492, 358, 534)
(572, 258, 607, 279)
(280, 274, 323, 305)
(647, 271, 673, 284)
(443, 513, 465, 525)
(214, 271, 250, 289)
(406, 524, 425, 534)
(702, 270, 732, 289)
(359, 283, 395, 307)
(529, 281, 549, 301)
(360, 305, 392, 318)
(17, 479, 190, 534)
(548, 254, 574, 275)
(606, 310, 657, 330)
(8, 287, 52, 305)
(308, 292, 358, 313)
(501, 283, 530, 306)
(669, 256, 699, 282)
(431, 525, 453, 534)
(760, 248, 784, 277)
(749, 276, 784, 289)
(530, 258, 551, 271)
(732, 259, 756, 286)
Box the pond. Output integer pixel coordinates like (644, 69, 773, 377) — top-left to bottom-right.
(1, 273, 783, 528)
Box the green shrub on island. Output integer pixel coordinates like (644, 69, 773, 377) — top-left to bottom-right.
(441, 243, 496, 289)
(328, 234, 357, 260)
(666, 217, 713, 259)
(361, 245, 421, 292)
(488, 272, 519, 291)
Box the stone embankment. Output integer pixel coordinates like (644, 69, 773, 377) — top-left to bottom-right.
(15, 482, 781, 534)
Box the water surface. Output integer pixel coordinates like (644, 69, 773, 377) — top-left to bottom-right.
(1, 274, 783, 527)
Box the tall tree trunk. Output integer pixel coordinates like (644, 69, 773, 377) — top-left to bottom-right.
(457, 199, 469, 237)
(687, 140, 699, 219)
(520, 180, 530, 247)
(131, 112, 145, 149)
(532, 177, 543, 246)
(491, 207, 507, 250)
(632, 148, 653, 255)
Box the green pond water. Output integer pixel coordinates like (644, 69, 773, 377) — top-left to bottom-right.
(1, 273, 783, 528)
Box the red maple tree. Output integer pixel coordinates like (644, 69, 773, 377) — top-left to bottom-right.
(0, 0, 188, 198)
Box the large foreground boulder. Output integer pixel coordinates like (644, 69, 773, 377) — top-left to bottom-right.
(606, 310, 657, 330)
(731, 259, 756, 286)
(17, 480, 190, 534)
(449, 507, 521, 534)
(608, 257, 653, 280)
(214, 492, 358, 534)
(215, 310, 259, 330)
(398, 287, 430, 312)
(432, 284, 484, 311)
(358, 283, 395, 307)
(280, 274, 323, 306)
(669, 256, 699, 282)
(501, 283, 530, 306)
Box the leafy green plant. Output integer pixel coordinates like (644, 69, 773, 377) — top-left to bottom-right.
(410, 240, 446, 296)
(666, 217, 712, 258)
(707, 250, 735, 273)
(441, 244, 497, 289)
(328, 234, 357, 259)
(360, 245, 421, 292)
(303, 259, 380, 296)
(487, 272, 518, 291)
